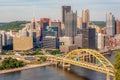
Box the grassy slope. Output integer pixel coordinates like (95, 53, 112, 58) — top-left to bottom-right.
(0, 21, 30, 31)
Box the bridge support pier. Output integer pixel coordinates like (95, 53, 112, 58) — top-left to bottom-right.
(106, 72, 110, 80)
(62, 63, 70, 70)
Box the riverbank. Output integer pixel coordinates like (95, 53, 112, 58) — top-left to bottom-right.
(0, 62, 51, 74)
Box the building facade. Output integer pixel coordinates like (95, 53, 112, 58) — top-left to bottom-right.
(42, 36, 59, 49)
(89, 28, 96, 49)
(40, 18, 50, 41)
(106, 13, 115, 36)
(51, 21, 62, 37)
(82, 28, 89, 48)
(62, 6, 71, 23)
(74, 34, 82, 48)
(59, 36, 73, 46)
(13, 36, 33, 51)
(82, 28, 96, 49)
(0, 34, 2, 52)
(96, 33, 104, 50)
(115, 20, 120, 34)
(19, 18, 40, 47)
(65, 10, 77, 43)
(82, 9, 90, 29)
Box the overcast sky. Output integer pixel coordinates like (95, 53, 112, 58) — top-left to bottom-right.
(0, 0, 120, 22)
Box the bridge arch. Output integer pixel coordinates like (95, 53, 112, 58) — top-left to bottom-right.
(64, 49, 115, 76)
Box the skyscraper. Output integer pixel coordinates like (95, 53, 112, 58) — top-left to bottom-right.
(43, 36, 59, 49)
(40, 18, 50, 41)
(82, 9, 90, 28)
(51, 21, 62, 37)
(115, 20, 120, 34)
(82, 29, 89, 48)
(88, 28, 96, 49)
(62, 6, 71, 23)
(82, 28, 96, 49)
(96, 33, 104, 49)
(106, 12, 115, 36)
(0, 34, 2, 52)
(64, 10, 77, 43)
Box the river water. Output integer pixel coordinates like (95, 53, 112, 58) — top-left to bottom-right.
(0, 53, 115, 80)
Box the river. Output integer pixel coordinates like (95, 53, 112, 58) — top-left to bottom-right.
(0, 53, 115, 80)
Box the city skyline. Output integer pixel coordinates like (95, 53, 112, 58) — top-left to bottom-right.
(0, 0, 120, 22)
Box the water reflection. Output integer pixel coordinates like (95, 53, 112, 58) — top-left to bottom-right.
(0, 66, 88, 80)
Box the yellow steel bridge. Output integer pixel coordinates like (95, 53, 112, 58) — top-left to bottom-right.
(44, 49, 115, 80)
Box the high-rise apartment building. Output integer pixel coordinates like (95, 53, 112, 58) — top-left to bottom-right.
(106, 13, 115, 36)
(82, 9, 90, 28)
(64, 10, 77, 43)
(62, 6, 71, 23)
(115, 20, 120, 34)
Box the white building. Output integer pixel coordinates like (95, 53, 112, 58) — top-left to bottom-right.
(96, 33, 104, 50)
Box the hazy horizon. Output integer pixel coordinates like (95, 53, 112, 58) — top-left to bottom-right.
(0, 0, 120, 22)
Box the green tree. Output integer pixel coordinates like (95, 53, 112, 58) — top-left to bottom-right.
(50, 50, 61, 55)
(38, 56, 46, 63)
(35, 48, 43, 55)
(114, 51, 120, 80)
(0, 57, 25, 70)
(0, 21, 30, 31)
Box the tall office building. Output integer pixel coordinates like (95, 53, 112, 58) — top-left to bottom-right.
(75, 34, 82, 48)
(51, 21, 62, 37)
(0, 34, 2, 52)
(115, 20, 120, 34)
(96, 33, 104, 49)
(31, 18, 40, 44)
(88, 28, 96, 49)
(77, 16, 82, 29)
(106, 13, 115, 36)
(43, 36, 59, 49)
(40, 18, 50, 41)
(59, 36, 73, 46)
(82, 9, 90, 28)
(82, 28, 96, 49)
(19, 18, 40, 47)
(64, 10, 77, 43)
(43, 26, 58, 37)
(62, 6, 71, 23)
(0, 31, 7, 46)
(82, 29, 89, 48)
